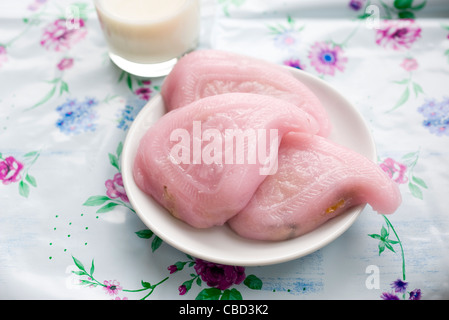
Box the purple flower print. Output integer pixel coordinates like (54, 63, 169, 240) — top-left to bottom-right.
(168, 255, 262, 299)
(284, 58, 306, 70)
(391, 279, 408, 293)
(135, 87, 152, 101)
(0, 45, 7, 68)
(103, 280, 122, 296)
(418, 97, 449, 136)
(418, 98, 447, 119)
(105, 173, 129, 203)
(0, 156, 24, 185)
(380, 292, 400, 300)
(381, 278, 422, 300)
(57, 57, 74, 71)
(409, 289, 422, 300)
(308, 42, 348, 76)
(193, 259, 246, 290)
(168, 265, 178, 274)
(40, 19, 87, 51)
(375, 19, 422, 50)
(379, 158, 408, 184)
(178, 285, 187, 295)
(348, 0, 366, 11)
(28, 0, 47, 11)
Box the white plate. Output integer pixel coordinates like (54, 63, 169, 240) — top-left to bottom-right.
(121, 67, 376, 266)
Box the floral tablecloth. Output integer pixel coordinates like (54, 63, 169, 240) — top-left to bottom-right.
(1, 0, 449, 301)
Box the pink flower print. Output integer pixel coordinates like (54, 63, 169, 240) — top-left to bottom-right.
(135, 87, 152, 101)
(57, 58, 74, 71)
(105, 173, 129, 202)
(379, 158, 408, 184)
(0, 46, 7, 68)
(103, 280, 122, 296)
(308, 42, 348, 76)
(400, 57, 418, 72)
(0, 156, 24, 185)
(375, 19, 422, 50)
(40, 19, 87, 52)
(269, 16, 303, 51)
(275, 32, 297, 47)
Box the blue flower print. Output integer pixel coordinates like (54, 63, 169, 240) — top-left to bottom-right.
(418, 97, 449, 136)
(56, 97, 99, 135)
(116, 97, 147, 131)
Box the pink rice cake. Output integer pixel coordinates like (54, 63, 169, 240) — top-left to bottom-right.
(161, 49, 332, 137)
(228, 132, 402, 241)
(133, 93, 320, 229)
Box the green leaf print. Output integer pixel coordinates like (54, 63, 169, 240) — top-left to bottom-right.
(196, 288, 222, 300)
(368, 216, 406, 281)
(18, 180, 30, 198)
(151, 236, 163, 252)
(83, 195, 111, 206)
(394, 0, 413, 10)
(25, 173, 37, 187)
(243, 274, 263, 290)
(96, 202, 119, 213)
(412, 176, 427, 189)
(30, 84, 57, 110)
(408, 182, 423, 200)
(71, 256, 169, 300)
(221, 288, 243, 300)
(393, 87, 410, 111)
(135, 229, 154, 239)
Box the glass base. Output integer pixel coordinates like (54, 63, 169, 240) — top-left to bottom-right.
(109, 52, 179, 78)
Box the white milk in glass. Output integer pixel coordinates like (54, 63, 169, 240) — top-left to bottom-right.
(95, 0, 200, 77)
